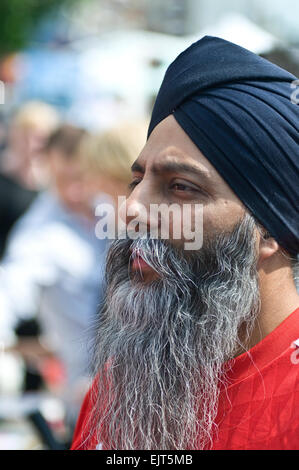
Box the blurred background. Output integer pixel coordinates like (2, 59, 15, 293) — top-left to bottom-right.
(0, 0, 298, 450)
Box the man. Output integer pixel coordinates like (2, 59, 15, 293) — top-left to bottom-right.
(71, 36, 299, 450)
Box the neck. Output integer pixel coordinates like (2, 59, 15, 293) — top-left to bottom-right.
(248, 253, 299, 350)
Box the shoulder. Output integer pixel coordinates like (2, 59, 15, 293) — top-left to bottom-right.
(71, 382, 96, 450)
(8, 191, 59, 236)
(71, 376, 104, 450)
(71, 365, 113, 450)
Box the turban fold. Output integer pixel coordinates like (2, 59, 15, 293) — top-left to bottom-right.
(148, 36, 299, 256)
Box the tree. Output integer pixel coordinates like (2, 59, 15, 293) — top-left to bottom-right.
(0, 0, 82, 56)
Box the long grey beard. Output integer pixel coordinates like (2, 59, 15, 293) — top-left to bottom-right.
(89, 214, 260, 450)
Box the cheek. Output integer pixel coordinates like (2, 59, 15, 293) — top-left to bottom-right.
(163, 204, 204, 249)
(202, 200, 246, 234)
(168, 200, 245, 249)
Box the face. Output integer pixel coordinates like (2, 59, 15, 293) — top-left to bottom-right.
(125, 115, 247, 281)
(91, 115, 262, 450)
(47, 149, 89, 213)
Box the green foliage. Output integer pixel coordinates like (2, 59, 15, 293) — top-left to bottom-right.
(0, 0, 82, 56)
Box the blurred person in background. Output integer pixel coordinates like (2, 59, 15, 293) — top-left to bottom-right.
(0, 120, 147, 432)
(0, 100, 60, 189)
(0, 101, 60, 258)
(77, 120, 148, 208)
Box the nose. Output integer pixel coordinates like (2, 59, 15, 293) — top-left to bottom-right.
(119, 180, 154, 236)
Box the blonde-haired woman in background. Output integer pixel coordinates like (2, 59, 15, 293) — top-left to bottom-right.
(78, 120, 148, 209)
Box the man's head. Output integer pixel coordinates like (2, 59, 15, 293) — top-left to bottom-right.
(90, 37, 299, 450)
(44, 124, 89, 213)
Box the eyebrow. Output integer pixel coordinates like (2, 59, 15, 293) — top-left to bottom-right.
(131, 160, 213, 185)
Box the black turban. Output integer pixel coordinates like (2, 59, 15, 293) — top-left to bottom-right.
(148, 36, 299, 256)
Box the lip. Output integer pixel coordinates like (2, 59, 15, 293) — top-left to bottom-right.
(131, 254, 153, 272)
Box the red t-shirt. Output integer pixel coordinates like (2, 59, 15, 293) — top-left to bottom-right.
(71, 307, 299, 450)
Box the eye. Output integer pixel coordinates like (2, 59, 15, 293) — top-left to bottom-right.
(170, 181, 200, 193)
(169, 179, 208, 199)
(171, 183, 191, 191)
(128, 178, 142, 190)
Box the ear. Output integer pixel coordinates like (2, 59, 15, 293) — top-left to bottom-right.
(257, 232, 280, 265)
